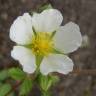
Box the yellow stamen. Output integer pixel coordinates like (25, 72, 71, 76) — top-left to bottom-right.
(32, 32, 54, 56)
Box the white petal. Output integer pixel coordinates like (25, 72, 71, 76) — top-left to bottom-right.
(11, 46, 36, 73)
(10, 13, 33, 45)
(54, 22, 82, 53)
(32, 9, 63, 32)
(40, 54, 73, 75)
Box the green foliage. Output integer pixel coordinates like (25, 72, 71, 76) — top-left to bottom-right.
(8, 68, 26, 81)
(0, 82, 3, 87)
(7, 92, 15, 96)
(20, 78, 33, 96)
(29, 4, 53, 16)
(38, 74, 59, 92)
(42, 91, 51, 96)
(38, 4, 53, 13)
(50, 75, 60, 85)
(0, 70, 8, 81)
(0, 67, 59, 96)
(0, 84, 12, 96)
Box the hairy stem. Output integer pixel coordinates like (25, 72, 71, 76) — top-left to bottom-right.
(6, 81, 22, 96)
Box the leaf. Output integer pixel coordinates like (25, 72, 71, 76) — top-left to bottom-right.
(0, 84, 12, 96)
(20, 78, 33, 95)
(38, 74, 51, 91)
(0, 82, 3, 87)
(42, 91, 51, 96)
(38, 4, 53, 13)
(0, 70, 8, 81)
(50, 75, 60, 85)
(7, 92, 15, 96)
(8, 68, 26, 80)
(38, 74, 59, 91)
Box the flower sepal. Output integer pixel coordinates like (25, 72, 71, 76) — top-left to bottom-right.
(38, 4, 53, 13)
(37, 73, 59, 96)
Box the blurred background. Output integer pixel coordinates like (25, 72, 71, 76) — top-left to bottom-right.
(0, 0, 96, 96)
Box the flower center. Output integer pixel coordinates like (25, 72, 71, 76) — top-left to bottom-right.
(32, 32, 54, 56)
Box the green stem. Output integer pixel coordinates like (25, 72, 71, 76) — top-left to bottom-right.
(35, 67, 40, 78)
(42, 90, 51, 96)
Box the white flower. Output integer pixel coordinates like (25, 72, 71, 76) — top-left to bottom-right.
(10, 9, 82, 75)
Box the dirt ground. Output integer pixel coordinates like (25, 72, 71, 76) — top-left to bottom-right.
(0, 0, 96, 96)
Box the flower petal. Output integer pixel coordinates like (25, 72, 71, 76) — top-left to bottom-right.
(11, 46, 36, 74)
(10, 13, 33, 45)
(40, 54, 73, 75)
(54, 22, 82, 53)
(32, 9, 63, 32)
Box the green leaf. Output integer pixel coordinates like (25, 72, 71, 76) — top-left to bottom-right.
(8, 68, 26, 80)
(38, 74, 59, 91)
(7, 92, 15, 96)
(38, 75, 51, 91)
(0, 82, 3, 87)
(38, 4, 53, 13)
(20, 78, 33, 95)
(0, 84, 12, 96)
(42, 91, 51, 96)
(0, 70, 8, 81)
(50, 75, 60, 85)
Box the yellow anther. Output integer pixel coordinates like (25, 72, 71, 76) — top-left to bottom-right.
(32, 32, 54, 56)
